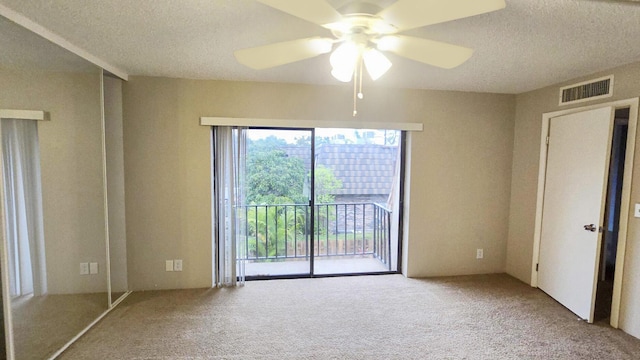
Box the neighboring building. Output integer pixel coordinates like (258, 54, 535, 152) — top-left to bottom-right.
(282, 143, 398, 204)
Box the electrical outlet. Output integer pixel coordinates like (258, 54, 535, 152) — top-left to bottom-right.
(165, 260, 174, 272)
(89, 262, 98, 274)
(174, 259, 183, 272)
(80, 262, 89, 275)
(476, 248, 484, 259)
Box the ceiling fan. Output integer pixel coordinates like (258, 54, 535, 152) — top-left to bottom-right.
(234, 0, 506, 115)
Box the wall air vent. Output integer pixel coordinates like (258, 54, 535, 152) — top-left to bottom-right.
(559, 75, 613, 106)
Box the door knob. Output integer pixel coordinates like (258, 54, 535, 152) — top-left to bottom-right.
(583, 224, 602, 232)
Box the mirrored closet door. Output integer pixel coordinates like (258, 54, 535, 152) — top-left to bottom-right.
(103, 73, 128, 306)
(0, 15, 128, 359)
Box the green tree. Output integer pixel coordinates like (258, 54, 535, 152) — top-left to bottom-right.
(247, 201, 309, 259)
(246, 137, 344, 205)
(249, 135, 288, 150)
(246, 148, 307, 205)
(314, 165, 342, 204)
(243, 137, 344, 259)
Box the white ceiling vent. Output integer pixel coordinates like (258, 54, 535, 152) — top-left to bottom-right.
(559, 75, 613, 106)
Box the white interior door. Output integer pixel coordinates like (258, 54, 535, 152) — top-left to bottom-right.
(538, 106, 614, 323)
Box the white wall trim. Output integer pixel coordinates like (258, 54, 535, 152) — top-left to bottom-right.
(611, 100, 638, 328)
(532, 97, 639, 330)
(0, 4, 129, 81)
(0, 109, 46, 121)
(531, 115, 549, 287)
(200, 117, 424, 131)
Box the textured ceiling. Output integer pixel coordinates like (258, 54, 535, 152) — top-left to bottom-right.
(1, 0, 640, 93)
(0, 15, 96, 73)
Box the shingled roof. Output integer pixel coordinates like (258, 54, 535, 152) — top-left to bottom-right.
(282, 144, 398, 196)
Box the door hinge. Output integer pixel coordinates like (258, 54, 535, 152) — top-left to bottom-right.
(545, 136, 549, 145)
(536, 263, 539, 272)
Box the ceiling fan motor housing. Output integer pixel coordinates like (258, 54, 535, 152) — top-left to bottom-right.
(327, 14, 398, 49)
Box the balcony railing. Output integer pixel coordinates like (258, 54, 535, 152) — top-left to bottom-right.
(237, 202, 392, 270)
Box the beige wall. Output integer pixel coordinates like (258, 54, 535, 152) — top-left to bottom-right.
(506, 60, 640, 338)
(122, 76, 515, 290)
(0, 67, 107, 294)
(403, 91, 515, 276)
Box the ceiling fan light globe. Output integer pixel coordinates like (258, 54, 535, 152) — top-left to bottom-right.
(330, 41, 359, 69)
(363, 49, 392, 80)
(331, 67, 354, 82)
(376, 35, 401, 52)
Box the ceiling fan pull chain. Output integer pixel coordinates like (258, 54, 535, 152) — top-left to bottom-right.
(352, 75, 357, 117)
(358, 57, 364, 100)
(353, 57, 365, 117)
(353, 61, 359, 116)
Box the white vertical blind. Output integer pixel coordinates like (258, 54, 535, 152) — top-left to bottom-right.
(212, 127, 246, 287)
(1, 119, 47, 296)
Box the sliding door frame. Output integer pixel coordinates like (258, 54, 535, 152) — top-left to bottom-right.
(242, 127, 405, 281)
(396, 131, 407, 274)
(243, 126, 316, 280)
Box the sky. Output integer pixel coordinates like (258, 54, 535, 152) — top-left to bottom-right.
(247, 128, 396, 145)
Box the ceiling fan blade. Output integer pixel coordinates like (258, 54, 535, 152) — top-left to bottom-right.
(376, 35, 473, 69)
(234, 37, 333, 70)
(378, 0, 506, 31)
(256, 0, 342, 26)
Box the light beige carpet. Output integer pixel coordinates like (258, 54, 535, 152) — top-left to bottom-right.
(59, 274, 640, 359)
(12, 293, 107, 360)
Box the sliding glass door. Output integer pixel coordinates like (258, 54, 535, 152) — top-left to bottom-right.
(312, 128, 400, 275)
(236, 127, 401, 278)
(243, 128, 313, 277)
